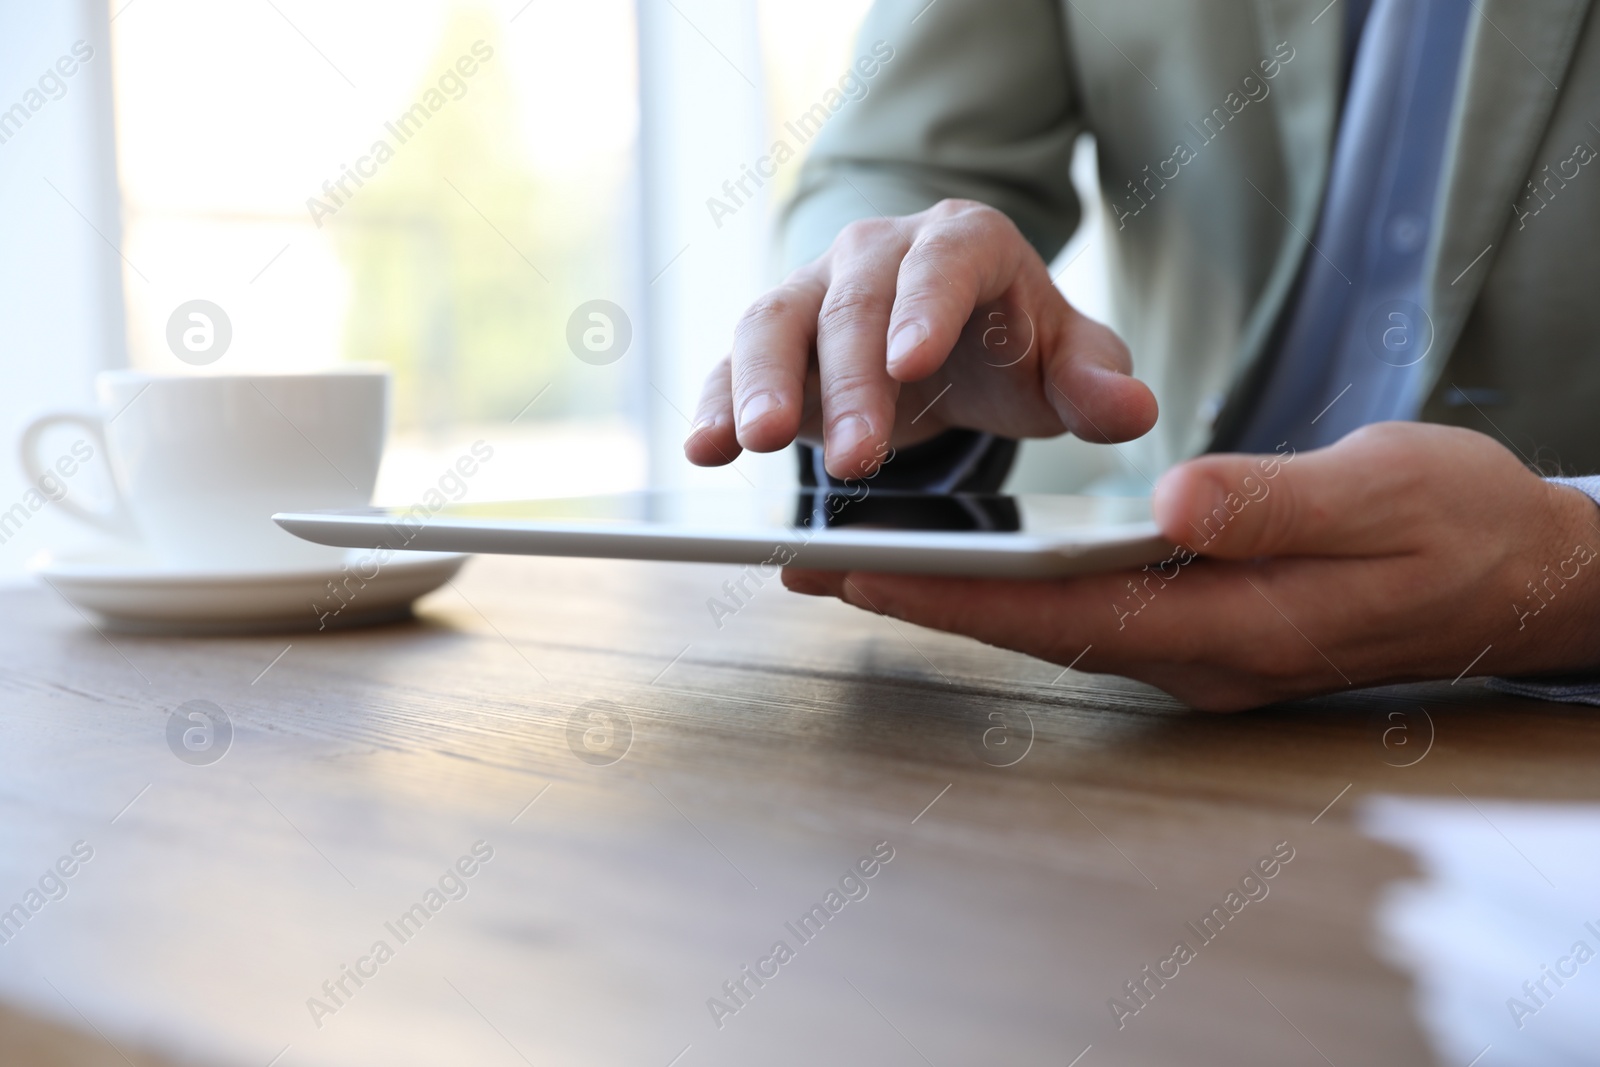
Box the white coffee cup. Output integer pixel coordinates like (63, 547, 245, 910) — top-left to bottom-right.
(20, 368, 389, 570)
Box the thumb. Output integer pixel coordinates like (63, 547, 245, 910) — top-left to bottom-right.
(1043, 310, 1159, 444)
(1151, 440, 1403, 559)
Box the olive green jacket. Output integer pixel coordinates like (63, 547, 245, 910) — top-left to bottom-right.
(781, 0, 1600, 476)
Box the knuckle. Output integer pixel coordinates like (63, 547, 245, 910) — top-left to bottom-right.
(1251, 472, 1305, 550)
(833, 216, 896, 251)
(696, 368, 733, 413)
(902, 228, 983, 296)
(735, 289, 802, 340)
(1343, 420, 1409, 453)
(1102, 329, 1133, 366)
(925, 197, 986, 221)
(906, 205, 1021, 288)
(817, 280, 886, 337)
(925, 198, 1012, 235)
(819, 382, 884, 428)
(910, 225, 971, 264)
(1341, 422, 1437, 491)
(819, 364, 881, 406)
(728, 359, 771, 398)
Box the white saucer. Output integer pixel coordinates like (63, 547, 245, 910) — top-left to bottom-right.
(33, 546, 469, 634)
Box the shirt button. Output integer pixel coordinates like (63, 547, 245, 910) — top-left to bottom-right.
(1388, 213, 1427, 253)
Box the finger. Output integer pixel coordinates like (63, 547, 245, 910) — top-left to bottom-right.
(730, 272, 827, 453)
(884, 201, 1025, 382)
(1042, 311, 1159, 444)
(882, 202, 1157, 444)
(684, 356, 742, 467)
(814, 220, 910, 479)
(1150, 422, 1483, 559)
(833, 565, 1332, 697)
(782, 567, 847, 597)
(836, 570, 1126, 666)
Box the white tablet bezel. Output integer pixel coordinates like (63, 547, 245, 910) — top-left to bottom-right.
(275, 492, 1172, 578)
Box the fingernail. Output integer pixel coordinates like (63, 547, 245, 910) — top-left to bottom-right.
(690, 416, 716, 436)
(827, 414, 872, 461)
(886, 322, 927, 371)
(737, 392, 779, 432)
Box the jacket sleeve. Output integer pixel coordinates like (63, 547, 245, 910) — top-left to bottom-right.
(781, 0, 1088, 270)
(783, 0, 1088, 492)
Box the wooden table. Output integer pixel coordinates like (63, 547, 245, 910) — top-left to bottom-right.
(2, 553, 1596, 1067)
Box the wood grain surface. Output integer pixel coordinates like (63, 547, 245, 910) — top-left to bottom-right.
(1, 553, 1596, 1066)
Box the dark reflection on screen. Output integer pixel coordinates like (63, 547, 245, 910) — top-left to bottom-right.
(795, 490, 1023, 532)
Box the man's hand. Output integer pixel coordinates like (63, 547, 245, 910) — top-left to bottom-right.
(782, 424, 1600, 710)
(683, 199, 1158, 479)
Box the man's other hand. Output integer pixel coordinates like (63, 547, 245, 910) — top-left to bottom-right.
(782, 424, 1600, 710)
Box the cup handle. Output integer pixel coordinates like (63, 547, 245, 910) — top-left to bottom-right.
(18, 411, 135, 538)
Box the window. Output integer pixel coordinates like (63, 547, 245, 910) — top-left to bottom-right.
(103, 0, 887, 506)
(1, 0, 1109, 579)
(110, 0, 646, 506)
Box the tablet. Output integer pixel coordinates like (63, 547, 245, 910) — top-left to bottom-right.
(274, 489, 1171, 578)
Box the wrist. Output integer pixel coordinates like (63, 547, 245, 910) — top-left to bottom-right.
(1502, 479, 1600, 676)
